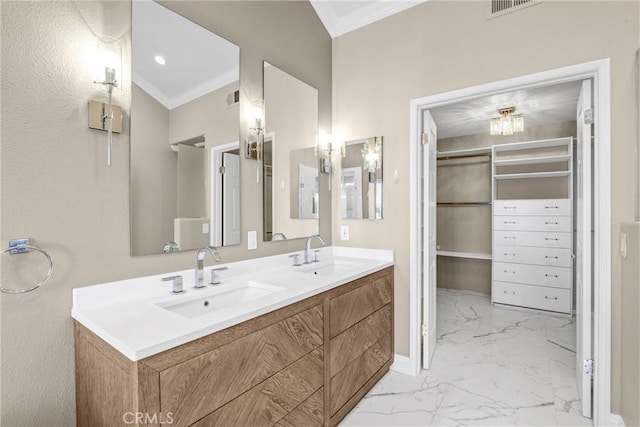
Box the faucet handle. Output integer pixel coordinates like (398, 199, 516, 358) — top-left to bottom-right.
(210, 266, 229, 285)
(288, 253, 302, 266)
(161, 275, 185, 294)
(312, 250, 321, 263)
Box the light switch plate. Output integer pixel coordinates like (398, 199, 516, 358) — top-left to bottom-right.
(248, 230, 257, 250)
(620, 232, 627, 259)
(202, 223, 210, 234)
(341, 225, 349, 241)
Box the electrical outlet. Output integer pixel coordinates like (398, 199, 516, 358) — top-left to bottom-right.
(341, 225, 349, 241)
(202, 223, 210, 234)
(248, 230, 257, 250)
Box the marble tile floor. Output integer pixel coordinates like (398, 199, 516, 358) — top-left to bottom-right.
(341, 288, 592, 427)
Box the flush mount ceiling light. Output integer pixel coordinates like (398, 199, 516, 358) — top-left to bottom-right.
(490, 107, 524, 136)
(154, 55, 166, 65)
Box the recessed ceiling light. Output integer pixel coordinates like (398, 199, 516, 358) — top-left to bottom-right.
(154, 55, 166, 65)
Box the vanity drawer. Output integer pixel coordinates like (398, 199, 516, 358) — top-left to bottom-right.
(493, 245, 572, 267)
(494, 199, 571, 216)
(493, 281, 571, 313)
(493, 215, 572, 232)
(493, 262, 571, 289)
(330, 271, 392, 338)
(494, 230, 571, 249)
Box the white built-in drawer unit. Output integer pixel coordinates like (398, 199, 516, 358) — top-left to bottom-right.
(494, 199, 571, 216)
(492, 138, 573, 315)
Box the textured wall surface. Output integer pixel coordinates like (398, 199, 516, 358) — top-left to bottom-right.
(0, 1, 331, 425)
(332, 0, 639, 414)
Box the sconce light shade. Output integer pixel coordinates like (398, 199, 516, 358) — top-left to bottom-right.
(315, 132, 344, 174)
(245, 104, 264, 161)
(362, 136, 382, 173)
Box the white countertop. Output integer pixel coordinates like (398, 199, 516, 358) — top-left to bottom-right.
(71, 246, 393, 361)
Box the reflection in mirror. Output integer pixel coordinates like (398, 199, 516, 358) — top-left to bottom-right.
(340, 137, 384, 219)
(131, 1, 240, 255)
(262, 62, 319, 241)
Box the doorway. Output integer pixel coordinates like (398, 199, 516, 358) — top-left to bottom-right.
(210, 142, 241, 247)
(408, 60, 611, 426)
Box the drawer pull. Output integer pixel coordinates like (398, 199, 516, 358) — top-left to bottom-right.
(545, 274, 559, 278)
(503, 270, 516, 274)
(544, 238, 559, 241)
(503, 221, 517, 224)
(544, 296, 559, 300)
(545, 206, 559, 209)
(545, 221, 559, 225)
(504, 253, 516, 256)
(503, 206, 517, 209)
(503, 236, 517, 240)
(545, 256, 559, 259)
(503, 290, 516, 295)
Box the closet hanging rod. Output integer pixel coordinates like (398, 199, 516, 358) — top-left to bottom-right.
(437, 153, 492, 161)
(437, 201, 492, 206)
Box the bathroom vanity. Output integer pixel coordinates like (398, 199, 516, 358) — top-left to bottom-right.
(72, 247, 393, 426)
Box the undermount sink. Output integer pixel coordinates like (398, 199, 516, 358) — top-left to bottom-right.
(298, 259, 366, 276)
(157, 282, 285, 318)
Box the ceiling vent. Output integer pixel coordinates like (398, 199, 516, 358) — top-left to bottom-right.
(226, 90, 240, 107)
(489, 0, 541, 18)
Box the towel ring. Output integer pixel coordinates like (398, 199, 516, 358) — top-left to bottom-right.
(0, 241, 53, 294)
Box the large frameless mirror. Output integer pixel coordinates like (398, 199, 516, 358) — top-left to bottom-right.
(340, 137, 384, 219)
(130, 1, 241, 255)
(262, 62, 319, 242)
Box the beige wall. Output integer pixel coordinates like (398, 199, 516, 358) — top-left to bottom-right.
(0, 1, 331, 425)
(621, 221, 640, 427)
(332, 0, 639, 414)
(176, 144, 205, 218)
(131, 83, 175, 255)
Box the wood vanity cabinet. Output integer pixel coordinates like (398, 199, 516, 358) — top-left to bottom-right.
(75, 267, 393, 427)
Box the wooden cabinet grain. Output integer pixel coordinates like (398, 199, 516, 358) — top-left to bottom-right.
(75, 267, 393, 427)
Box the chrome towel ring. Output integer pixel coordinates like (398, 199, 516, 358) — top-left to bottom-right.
(0, 239, 53, 294)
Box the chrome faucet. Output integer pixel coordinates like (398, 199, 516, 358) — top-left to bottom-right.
(303, 234, 326, 264)
(194, 246, 221, 288)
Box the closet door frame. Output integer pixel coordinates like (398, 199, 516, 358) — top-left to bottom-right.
(407, 59, 611, 426)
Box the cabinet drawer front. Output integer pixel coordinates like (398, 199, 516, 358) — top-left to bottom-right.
(493, 262, 571, 289)
(330, 273, 392, 338)
(493, 215, 572, 232)
(493, 245, 572, 267)
(330, 333, 392, 415)
(275, 388, 324, 427)
(494, 230, 571, 249)
(191, 348, 324, 427)
(494, 199, 571, 216)
(160, 305, 323, 426)
(493, 281, 571, 313)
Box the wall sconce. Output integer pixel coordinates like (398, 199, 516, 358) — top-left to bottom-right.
(315, 132, 344, 174)
(362, 136, 382, 173)
(245, 105, 264, 160)
(89, 38, 123, 167)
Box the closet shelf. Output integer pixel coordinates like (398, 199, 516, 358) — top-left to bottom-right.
(436, 251, 492, 260)
(493, 154, 571, 167)
(437, 201, 492, 206)
(437, 147, 492, 159)
(494, 171, 571, 180)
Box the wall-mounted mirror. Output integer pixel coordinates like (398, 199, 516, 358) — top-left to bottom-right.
(262, 62, 319, 241)
(131, 1, 241, 255)
(340, 137, 384, 219)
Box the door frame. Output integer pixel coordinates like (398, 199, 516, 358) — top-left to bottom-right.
(408, 59, 611, 425)
(210, 141, 240, 247)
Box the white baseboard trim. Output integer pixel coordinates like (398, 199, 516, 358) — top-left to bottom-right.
(610, 413, 625, 427)
(390, 354, 416, 376)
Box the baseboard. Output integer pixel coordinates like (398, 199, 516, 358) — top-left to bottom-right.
(390, 354, 415, 376)
(610, 414, 625, 427)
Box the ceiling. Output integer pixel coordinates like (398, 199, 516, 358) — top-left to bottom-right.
(132, 0, 239, 110)
(430, 81, 583, 139)
(309, 0, 428, 38)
